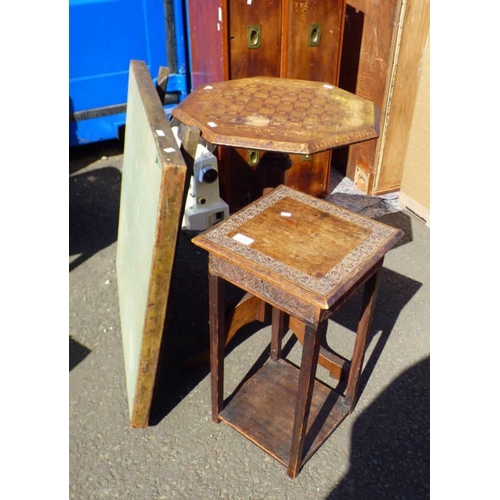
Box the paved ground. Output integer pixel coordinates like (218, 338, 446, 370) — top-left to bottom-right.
(69, 140, 430, 499)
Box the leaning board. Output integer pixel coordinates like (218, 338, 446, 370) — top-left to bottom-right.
(116, 60, 187, 427)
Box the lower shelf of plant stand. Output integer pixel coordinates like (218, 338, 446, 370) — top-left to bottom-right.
(219, 358, 350, 468)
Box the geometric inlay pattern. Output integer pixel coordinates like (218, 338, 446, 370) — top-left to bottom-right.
(172, 77, 380, 154)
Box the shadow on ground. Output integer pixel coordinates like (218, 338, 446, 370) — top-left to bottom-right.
(69, 141, 124, 272)
(326, 356, 430, 499)
(323, 265, 422, 403)
(69, 165, 122, 271)
(69, 336, 91, 371)
(148, 229, 260, 424)
(69, 140, 124, 175)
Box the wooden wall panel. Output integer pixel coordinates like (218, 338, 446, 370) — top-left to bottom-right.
(336, 0, 429, 197)
(187, 0, 228, 88)
(375, 0, 430, 193)
(398, 29, 430, 224)
(336, 0, 403, 193)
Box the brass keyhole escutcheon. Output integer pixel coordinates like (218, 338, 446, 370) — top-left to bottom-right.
(247, 25, 262, 49)
(247, 150, 260, 166)
(308, 24, 321, 46)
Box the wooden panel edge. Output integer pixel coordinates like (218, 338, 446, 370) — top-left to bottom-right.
(127, 60, 188, 427)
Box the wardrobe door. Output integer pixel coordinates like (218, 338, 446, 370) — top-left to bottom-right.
(228, 0, 282, 79)
(218, 1, 283, 210)
(281, 0, 346, 197)
(282, 0, 345, 84)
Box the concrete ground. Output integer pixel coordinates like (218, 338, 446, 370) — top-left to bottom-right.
(69, 140, 430, 499)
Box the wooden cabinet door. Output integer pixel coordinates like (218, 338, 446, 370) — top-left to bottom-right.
(282, 0, 346, 200)
(228, 0, 282, 79)
(219, 0, 282, 212)
(285, 152, 331, 196)
(282, 0, 345, 83)
(217, 1, 283, 211)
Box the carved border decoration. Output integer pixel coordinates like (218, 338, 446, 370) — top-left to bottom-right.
(203, 185, 398, 296)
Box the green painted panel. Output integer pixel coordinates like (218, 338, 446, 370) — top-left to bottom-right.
(116, 60, 187, 427)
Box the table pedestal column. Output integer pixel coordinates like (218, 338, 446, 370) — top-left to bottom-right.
(257, 151, 293, 191)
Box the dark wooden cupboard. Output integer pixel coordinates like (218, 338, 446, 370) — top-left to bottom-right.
(187, 1, 428, 201)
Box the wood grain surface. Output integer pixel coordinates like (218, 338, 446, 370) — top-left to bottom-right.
(172, 76, 379, 154)
(193, 184, 402, 310)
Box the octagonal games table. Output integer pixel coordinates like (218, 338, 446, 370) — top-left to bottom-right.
(172, 76, 379, 192)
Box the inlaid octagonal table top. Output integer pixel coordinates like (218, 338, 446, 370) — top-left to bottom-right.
(172, 76, 380, 154)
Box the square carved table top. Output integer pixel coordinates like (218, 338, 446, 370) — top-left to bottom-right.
(192, 185, 403, 311)
(172, 77, 380, 154)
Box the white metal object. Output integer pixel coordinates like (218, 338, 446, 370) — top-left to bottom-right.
(171, 126, 230, 230)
